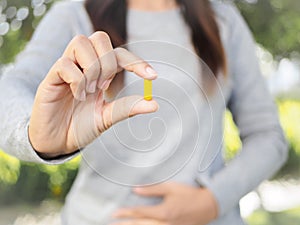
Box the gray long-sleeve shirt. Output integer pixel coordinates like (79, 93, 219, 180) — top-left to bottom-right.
(0, 1, 288, 224)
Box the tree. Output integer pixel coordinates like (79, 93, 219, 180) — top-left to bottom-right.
(0, 0, 59, 64)
(235, 0, 300, 59)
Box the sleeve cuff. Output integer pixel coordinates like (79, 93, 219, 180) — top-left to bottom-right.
(14, 120, 79, 164)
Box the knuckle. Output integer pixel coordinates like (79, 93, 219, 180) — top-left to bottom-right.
(57, 57, 71, 66)
(133, 57, 146, 67)
(55, 57, 71, 73)
(71, 76, 84, 90)
(55, 57, 74, 72)
(93, 31, 111, 42)
(140, 60, 148, 67)
(72, 34, 89, 45)
(87, 59, 101, 77)
(101, 61, 117, 78)
(114, 47, 127, 55)
(55, 57, 83, 85)
(103, 119, 112, 131)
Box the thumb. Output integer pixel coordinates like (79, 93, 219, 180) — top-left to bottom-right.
(100, 95, 159, 132)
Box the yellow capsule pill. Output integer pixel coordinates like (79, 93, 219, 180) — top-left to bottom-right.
(144, 79, 152, 101)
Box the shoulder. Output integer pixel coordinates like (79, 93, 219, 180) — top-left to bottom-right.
(45, 0, 93, 36)
(50, 0, 85, 13)
(210, 0, 245, 29)
(210, 1, 250, 45)
(210, 1, 255, 62)
(210, 1, 240, 17)
(209, 1, 259, 92)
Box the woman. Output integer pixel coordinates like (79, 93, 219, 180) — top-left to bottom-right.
(0, 0, 288, 224)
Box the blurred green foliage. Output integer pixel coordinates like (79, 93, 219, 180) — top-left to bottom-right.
(224, 111, 242, 160)
(0, 151, 79, 205)
(235, 0, 300, 59)
(246, 206, 300, 225)
(0, 0, 59, 64)
(275, 100, 300, 177)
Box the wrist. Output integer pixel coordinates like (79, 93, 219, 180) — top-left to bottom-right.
(28, 124, 64, 158)
(198, 188, 219, 221)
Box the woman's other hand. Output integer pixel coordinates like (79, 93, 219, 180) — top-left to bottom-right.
(29, 31, 158, 158)
(112, 182, 218, 225)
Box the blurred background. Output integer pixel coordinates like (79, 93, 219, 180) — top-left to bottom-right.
(0, 0, 300, 224)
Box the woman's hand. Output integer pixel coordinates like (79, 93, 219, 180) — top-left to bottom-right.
(112, 182, 218, 225)
(29, 31, 158, 158)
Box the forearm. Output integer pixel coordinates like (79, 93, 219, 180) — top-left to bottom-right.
(0, 2, 84, 163)
(206, 127, 288, 217)
(0, 74, 78, 164)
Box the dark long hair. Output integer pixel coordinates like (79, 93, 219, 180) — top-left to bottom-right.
(85, 0, 227, 76)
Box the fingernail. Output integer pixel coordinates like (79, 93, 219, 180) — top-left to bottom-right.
(101, 80, 110, 91)
(145, 66, 157, 79)
(88, 80, 97, 93)
(79, 90, 86, 101)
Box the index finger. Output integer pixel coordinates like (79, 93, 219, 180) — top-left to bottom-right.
(114, 47, 158, 80)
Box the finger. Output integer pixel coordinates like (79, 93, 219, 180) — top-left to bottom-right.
(44, 57, 86, 101)
(63, 35, 100, 93)
(89, 31, 117, 90)
(98, 95, 158, 132)
(114, 47, 158, 80)
(110, 219, 166, 225)
(133, 183, 172, 197)
(113, 205, 165, 221)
